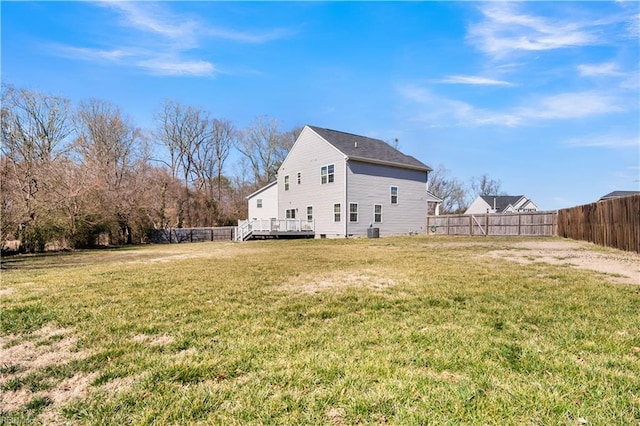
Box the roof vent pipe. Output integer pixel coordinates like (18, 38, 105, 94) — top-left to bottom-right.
(354, 141, 358, 148)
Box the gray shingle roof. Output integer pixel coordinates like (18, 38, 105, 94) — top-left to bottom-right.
(599, 190, 640, 201)
(308, 125, 431, 172)
(480, 195, 525, 213)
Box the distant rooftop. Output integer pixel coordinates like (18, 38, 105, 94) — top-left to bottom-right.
(599, 190, 640, 201)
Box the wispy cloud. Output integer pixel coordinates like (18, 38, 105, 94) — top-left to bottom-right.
(516, 92, 624, 120)
(438, 75, 514, 86)
(565, 133, 640, 149)
(399, 85, 626, 128)
(578, 62, 624, 77)
(467, 3, 614, 58)
(53, 2, 292, 77)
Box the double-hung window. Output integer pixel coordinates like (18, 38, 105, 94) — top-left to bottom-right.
(306, 206, 313, 221)
(349, 203, 358, 223)
(333, 203, 341, 222)
(390, 186, 398, 204)
(284, 175, 290, 191)
(257, 199, 263, 208)
(321, 164, 335, 184)
(374, 204, 382, 223)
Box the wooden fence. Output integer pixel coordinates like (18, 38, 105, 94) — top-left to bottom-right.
(557, 194, 639, 253)
(426, 212, 558, 237)
(149, 227, 235, 244)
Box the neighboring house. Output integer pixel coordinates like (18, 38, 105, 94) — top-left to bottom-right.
(598, 190, 640, 201)
(247, 181, 278, 220)
(465, 195, 538, 215)
(245, 125, 433, 238)
(426, 190, 443, 216)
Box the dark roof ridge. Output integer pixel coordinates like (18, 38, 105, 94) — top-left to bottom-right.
(307, 125, 431, 172)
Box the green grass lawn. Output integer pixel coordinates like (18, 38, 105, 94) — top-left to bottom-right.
(1, 237, 639, 425)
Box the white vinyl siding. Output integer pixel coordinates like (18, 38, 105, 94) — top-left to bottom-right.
(346, 161, 427, 236)
(247, 181, 278, 220)
(278, 127, 345, 236)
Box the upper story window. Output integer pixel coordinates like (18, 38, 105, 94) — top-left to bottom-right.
(297, 172, 301, 185)
(284, 175, 290, 191)
(321, 164, 335, 184)
(257, 199, 263, 208)
(391, 186, 398, 204)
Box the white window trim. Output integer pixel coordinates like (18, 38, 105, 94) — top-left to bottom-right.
(321, 164, 335, 185)
(306, 205, 313, 221)
(333, 203, 341, 222)
(284, 175, 290, 191)
(349, 202, 358, 223)
(374, 204, 382, 223)
(257, 199, 263, 208)
(390, 186, 398, 205)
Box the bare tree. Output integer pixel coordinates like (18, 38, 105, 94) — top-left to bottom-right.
(428, 164, 469, 214)
(470, 174, 503, 197)
(75, 99, 142, 244)
(1, 85, 72, 251)
(237, 116, 293, 185)
(210, 118, 235, 220)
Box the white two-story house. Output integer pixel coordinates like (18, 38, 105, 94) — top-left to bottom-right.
(241, 125, 433, 239)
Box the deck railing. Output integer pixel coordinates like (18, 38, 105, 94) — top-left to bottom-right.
(235, 219, 314, 241)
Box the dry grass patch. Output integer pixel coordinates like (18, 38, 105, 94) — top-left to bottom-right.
(280, 268, 404, 295)
(485, 239, 640, 285)
(131, 333, 174, 346)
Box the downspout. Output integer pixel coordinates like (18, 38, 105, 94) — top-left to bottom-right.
(344, 158, 348, 238)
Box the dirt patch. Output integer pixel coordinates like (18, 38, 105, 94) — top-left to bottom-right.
(0, 326, 86, 381)
(0, 325, 93, 414)
(485, 240, 640, 285)
(281, 269, 403, 295)
(0, 287, 15, 297)
(325, 407, 346, 425)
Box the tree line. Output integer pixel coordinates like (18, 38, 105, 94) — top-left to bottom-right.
(1, 85, 301, 252)
(1, 84, 501, 253)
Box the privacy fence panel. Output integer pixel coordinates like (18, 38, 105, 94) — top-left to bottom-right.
(427, 212, 557, 237)
(149, 227, 236, 244)
(557, 195, 639, 253)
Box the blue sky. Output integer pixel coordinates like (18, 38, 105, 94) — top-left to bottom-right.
(2, 1, 639, 210)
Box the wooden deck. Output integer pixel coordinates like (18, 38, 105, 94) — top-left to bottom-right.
(236, 219, 315, 241)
